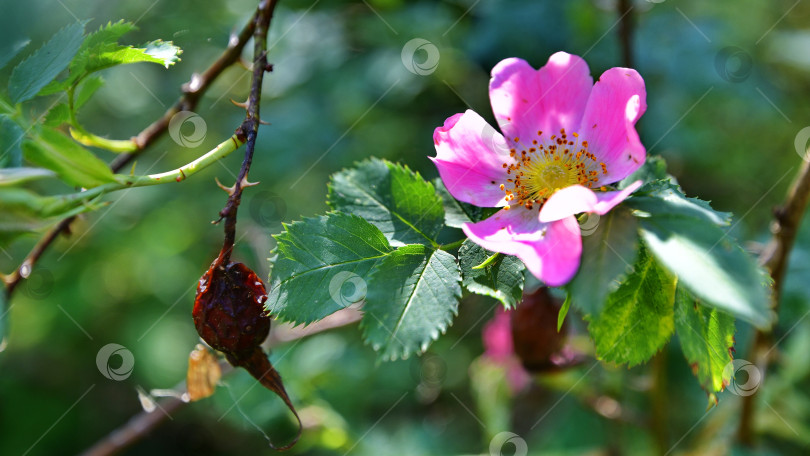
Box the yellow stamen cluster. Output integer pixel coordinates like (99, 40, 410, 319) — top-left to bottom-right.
(501, 128, 607, 211)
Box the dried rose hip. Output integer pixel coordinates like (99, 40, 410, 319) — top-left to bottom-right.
(193, 260, 300, 450)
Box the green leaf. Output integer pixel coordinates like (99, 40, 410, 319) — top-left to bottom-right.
(558, 293, 571, 331)
(266, 212, 394, 325)
(22, 127, 116, 188)
(80, 40, 181, 74)
(0, 187, 103, 246)
(435, 178, 495, 228)
(328, 158, 444, 247)
(0, 38, 30, 71)
(0, 284, 8, 346)
(362, 245, 462, 360)
(674, 287, 735, 393)
(567, 208, 639, 315)
(0, 115, 25, 167)
(43, 103, 71, 127)
(75, 75, 104, 109)
(0, 167, 56, 186)
(588, 248, 677, 366)
(627, 180, 731, 226)
(458, 240, 524, 309)
(8, 21, 85, 103)
(640, 215, 771, 328)
(619, 155, 672, 188)
(142, 40, 182, 68)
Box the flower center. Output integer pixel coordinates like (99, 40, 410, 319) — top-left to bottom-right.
(500, 128, 608, 211)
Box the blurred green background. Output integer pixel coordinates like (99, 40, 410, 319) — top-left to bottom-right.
(3, 0, 810, 454)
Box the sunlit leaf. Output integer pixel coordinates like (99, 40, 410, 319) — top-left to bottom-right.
(588, 248, 676, 366)
(266, 212, 394, 325)
(362, 245, 461, 360)
(674, 287, 735, 393)
(458, 240, 524, 309)
(328, 158, 444, 247)
(22, 127, 116, 188)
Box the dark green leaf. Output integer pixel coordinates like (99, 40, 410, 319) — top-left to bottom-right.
(588, 248, 677, 366)
(0, 38, 30, 71)
(458, 240, 524, 309)
(435, 178, 496, 228)
(640, 215, 771, 328)
(362, 245, 462, 360)
(568, 208, 639, 315)
(0, 167, 56, 186)
(674, 287, 735, 393)
(22, 127, 116, 188)
(266, 212, 394, 325)
(8, 21, 85, 103)
(619, 155, 672, 188)
(627, 180, 731, 226)
(0, 115, 24, 167)
(328, 158, 444, 246)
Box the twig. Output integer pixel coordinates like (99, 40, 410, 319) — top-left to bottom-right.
(215, 0, 275, 266)
(738, 158, 810, 444)
(79, 308, 363, 456)
(618, 0, 634, 68)
(3, 5, 262, 297)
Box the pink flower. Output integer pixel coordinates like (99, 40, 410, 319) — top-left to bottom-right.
(432, 52, 647, 286)
(482, 307, 530, 392)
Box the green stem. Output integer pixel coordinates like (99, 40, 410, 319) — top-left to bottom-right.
(438, 239, 465, 251)
(52, 134, 244, 207)
(66, 78, 137, 153)
(472, 252, 501, 269)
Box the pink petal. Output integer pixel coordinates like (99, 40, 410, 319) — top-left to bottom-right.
(539, 181, 643, 223)
(432, 110, 514, 207)
(578, 67, 647, 184)
(462, 208, 581, 286)
(489, 53, 593, 146)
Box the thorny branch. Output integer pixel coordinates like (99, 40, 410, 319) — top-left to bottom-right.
(79, 309, 364, 456)
(215, 0, 276, 266)
(3, 5, 263, 297)
(738, 158, 810, 445)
